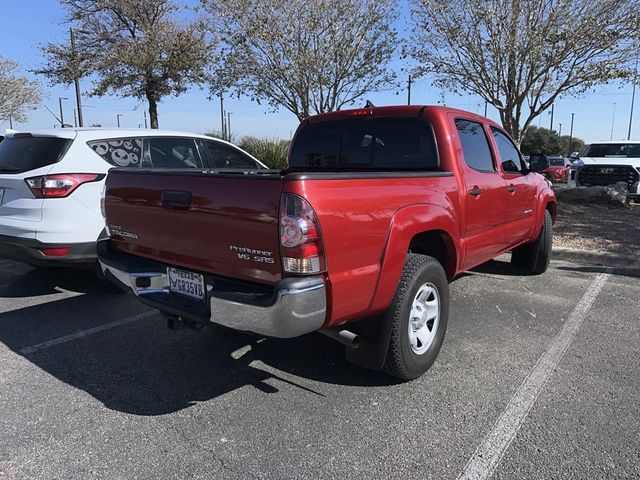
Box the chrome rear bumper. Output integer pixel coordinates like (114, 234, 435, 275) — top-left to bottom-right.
(98, 241, 327, 338)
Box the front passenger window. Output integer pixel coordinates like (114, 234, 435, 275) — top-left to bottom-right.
(492, 129, 523, 173)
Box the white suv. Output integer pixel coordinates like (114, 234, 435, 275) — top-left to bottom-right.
(0, 128, 266, 267)
(568, 141, 640, 201)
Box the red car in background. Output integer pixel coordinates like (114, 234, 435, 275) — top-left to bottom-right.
(542, 155, 571, 183)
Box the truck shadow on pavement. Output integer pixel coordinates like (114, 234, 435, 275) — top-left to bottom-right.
(0, 280, 398, 416)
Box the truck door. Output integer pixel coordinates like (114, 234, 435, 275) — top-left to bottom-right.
(454, 119, 509, 269)
(490, 128, 537, 246)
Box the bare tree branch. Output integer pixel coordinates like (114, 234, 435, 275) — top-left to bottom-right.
(203, 0, 398, 121)
(0, 56, 43, 125)
(409, 0, 640, 144)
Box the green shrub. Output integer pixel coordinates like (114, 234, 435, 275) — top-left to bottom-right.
(238, 136, 290, 169)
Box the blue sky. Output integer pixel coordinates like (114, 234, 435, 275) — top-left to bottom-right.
(1, 0, 636, 143)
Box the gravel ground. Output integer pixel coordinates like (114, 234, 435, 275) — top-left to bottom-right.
(553, 202, 640, 256)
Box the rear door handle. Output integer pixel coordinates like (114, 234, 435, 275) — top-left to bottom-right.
(469, 186, 482, 197)
(161, 190, 192, 209)
(507, 185, 516, 193)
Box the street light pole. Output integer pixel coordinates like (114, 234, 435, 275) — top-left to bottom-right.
(73, 109, 78, 127)
(407, 75, 412, 105)
(629, 53, 639, 140)
(116, 114, 123, 127)
(549, 103, 554, 131)
(58, 97, 68, 128)
(611, 103, 617, 140)
(559, 123, 562, 137)
(220, 94, 225, 138)
(227, 112, 233, 141)
(143, 111, 148, 129)
(568, 113, 575, 156)
(69, 28, 84, 128)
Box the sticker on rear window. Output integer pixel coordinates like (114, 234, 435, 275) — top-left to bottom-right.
(89, 138, 142, 167)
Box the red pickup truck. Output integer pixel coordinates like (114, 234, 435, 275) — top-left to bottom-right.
(98, 106, 555, 380)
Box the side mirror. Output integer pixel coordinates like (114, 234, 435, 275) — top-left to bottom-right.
(529, 154, 549, 172)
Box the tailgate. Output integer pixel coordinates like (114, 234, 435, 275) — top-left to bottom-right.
(105, 170, 283, 285)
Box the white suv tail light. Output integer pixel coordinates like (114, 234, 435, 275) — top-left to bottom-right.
(25, 173, 104, 198)
(280, 193, 326, 274)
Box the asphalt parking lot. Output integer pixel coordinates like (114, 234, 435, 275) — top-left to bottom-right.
(0, 257, 638, 479)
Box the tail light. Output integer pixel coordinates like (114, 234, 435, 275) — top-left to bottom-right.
(280, 193, 326, 274)
(39, 247, 70, 257)
(25, 174, 103, 198)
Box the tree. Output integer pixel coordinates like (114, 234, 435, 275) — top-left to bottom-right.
(0, 56, 43, 127)
(560, 135, 586, 155)
(408, 0, 640, 144)
(520, 126, 562, 154)
(520, 126, 585, 155)
(38, 0, 212, 128)
(202, 0, 398, 121)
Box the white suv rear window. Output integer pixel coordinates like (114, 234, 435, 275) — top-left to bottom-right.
(0, 136, 71, 174)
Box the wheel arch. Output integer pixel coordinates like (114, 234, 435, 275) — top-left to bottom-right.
(368, 204, 460, 315)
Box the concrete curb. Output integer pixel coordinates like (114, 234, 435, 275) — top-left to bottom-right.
(552, 247, 640, 270)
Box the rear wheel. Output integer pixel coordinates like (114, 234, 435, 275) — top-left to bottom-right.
(383, 254, 449, 381)
(511, 210, 552, 275)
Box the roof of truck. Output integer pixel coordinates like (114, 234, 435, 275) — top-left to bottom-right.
(305, 104, 498, 126)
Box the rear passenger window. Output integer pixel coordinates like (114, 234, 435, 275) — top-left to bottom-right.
(455, 120, 495, 172)
(147, 138, 203, 168)
(204, 141, 259, 169)
(89, 138, 143, 167)
(289, 119, 438, 169)
(290, 123, 340, 167)
(492, 129, 523, 173)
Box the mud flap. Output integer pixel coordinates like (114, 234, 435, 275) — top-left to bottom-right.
(344, 311, 394, 370)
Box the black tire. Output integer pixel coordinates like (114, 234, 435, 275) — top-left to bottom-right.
(383, 254, 449, 381)
(511, 210, 552, 275)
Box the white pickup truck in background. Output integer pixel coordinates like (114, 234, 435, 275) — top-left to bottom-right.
(568, 141, 640, 202)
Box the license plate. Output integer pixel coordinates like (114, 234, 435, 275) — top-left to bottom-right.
(0, 188, 4, 206)
(168, 268, 205, 301)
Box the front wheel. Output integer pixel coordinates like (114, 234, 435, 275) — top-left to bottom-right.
(383, 254, 449, 381)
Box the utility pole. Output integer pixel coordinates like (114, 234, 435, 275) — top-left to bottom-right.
(143, 111, 148, 129)
(549, 103, 554, 131)
(73, 109, 78, 127)
(227, 112, 233, 141)
(117, 114, 123, 127)
(407, 75, 412, 105)
(568, 113, 575, 156)
(611, 103, 617, 140)
(70, 28, 84, 127)
(629, 53, 638, 140)
(8, 116, 12, 129)
(58, 97, 68, 128)
(220, 93, 225, 138)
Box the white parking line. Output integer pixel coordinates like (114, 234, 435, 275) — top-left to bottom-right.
(457, 270, 610, 480)
(19, 310, 158, 355)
